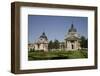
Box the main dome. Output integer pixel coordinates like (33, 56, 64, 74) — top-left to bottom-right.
(68, 24, 77, 32)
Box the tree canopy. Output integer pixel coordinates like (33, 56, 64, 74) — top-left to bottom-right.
(48, 39, 60, 50)
(48, 40, 53, 50)
(80, 36, 88, 48)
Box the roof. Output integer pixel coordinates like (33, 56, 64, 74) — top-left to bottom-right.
(68, 24, 77, 32)
(66, 36, 80, 40)
(35, 32, 48, 44)
(39, 32, 48, 40)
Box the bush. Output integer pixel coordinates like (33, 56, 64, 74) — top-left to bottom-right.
(29, 48, 35, 52)
(28, 50, 88, 60)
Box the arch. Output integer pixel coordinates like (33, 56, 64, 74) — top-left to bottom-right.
(71, 44, 74, 49)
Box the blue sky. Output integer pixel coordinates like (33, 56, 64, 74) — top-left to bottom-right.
(28, 15, 88, 43)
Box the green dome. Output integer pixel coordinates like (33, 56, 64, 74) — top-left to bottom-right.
(68, 24, 77, 32)
(40, 32, 48, 40)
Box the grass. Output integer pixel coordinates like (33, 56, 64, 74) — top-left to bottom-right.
(28, 49, 88, 60)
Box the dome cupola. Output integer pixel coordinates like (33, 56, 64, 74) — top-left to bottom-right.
(68, 24, 77, 32)
(39, 32, 48, 40)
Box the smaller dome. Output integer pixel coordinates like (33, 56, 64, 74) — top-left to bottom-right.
(39, 32, 48, 40)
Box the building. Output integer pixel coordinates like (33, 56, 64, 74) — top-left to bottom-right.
(28, 32, 48, 52)
(28, 24, 81, 51)
(59, 42, 65, 50)
(65, 24, 81, 50)
(28, 43, 34, 51)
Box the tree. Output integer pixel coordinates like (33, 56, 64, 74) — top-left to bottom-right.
(80, 36, 88, 48)
(84, 39, 88, 48)
(48, 40, 53, 50)
(53, 39, 59, 49)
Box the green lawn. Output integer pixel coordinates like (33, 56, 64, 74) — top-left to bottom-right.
(28, 49, 88, 60)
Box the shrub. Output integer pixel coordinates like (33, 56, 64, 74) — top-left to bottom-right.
(28, 50, 88, 60)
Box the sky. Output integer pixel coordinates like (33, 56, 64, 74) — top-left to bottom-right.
(28, 15, 88, 43)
